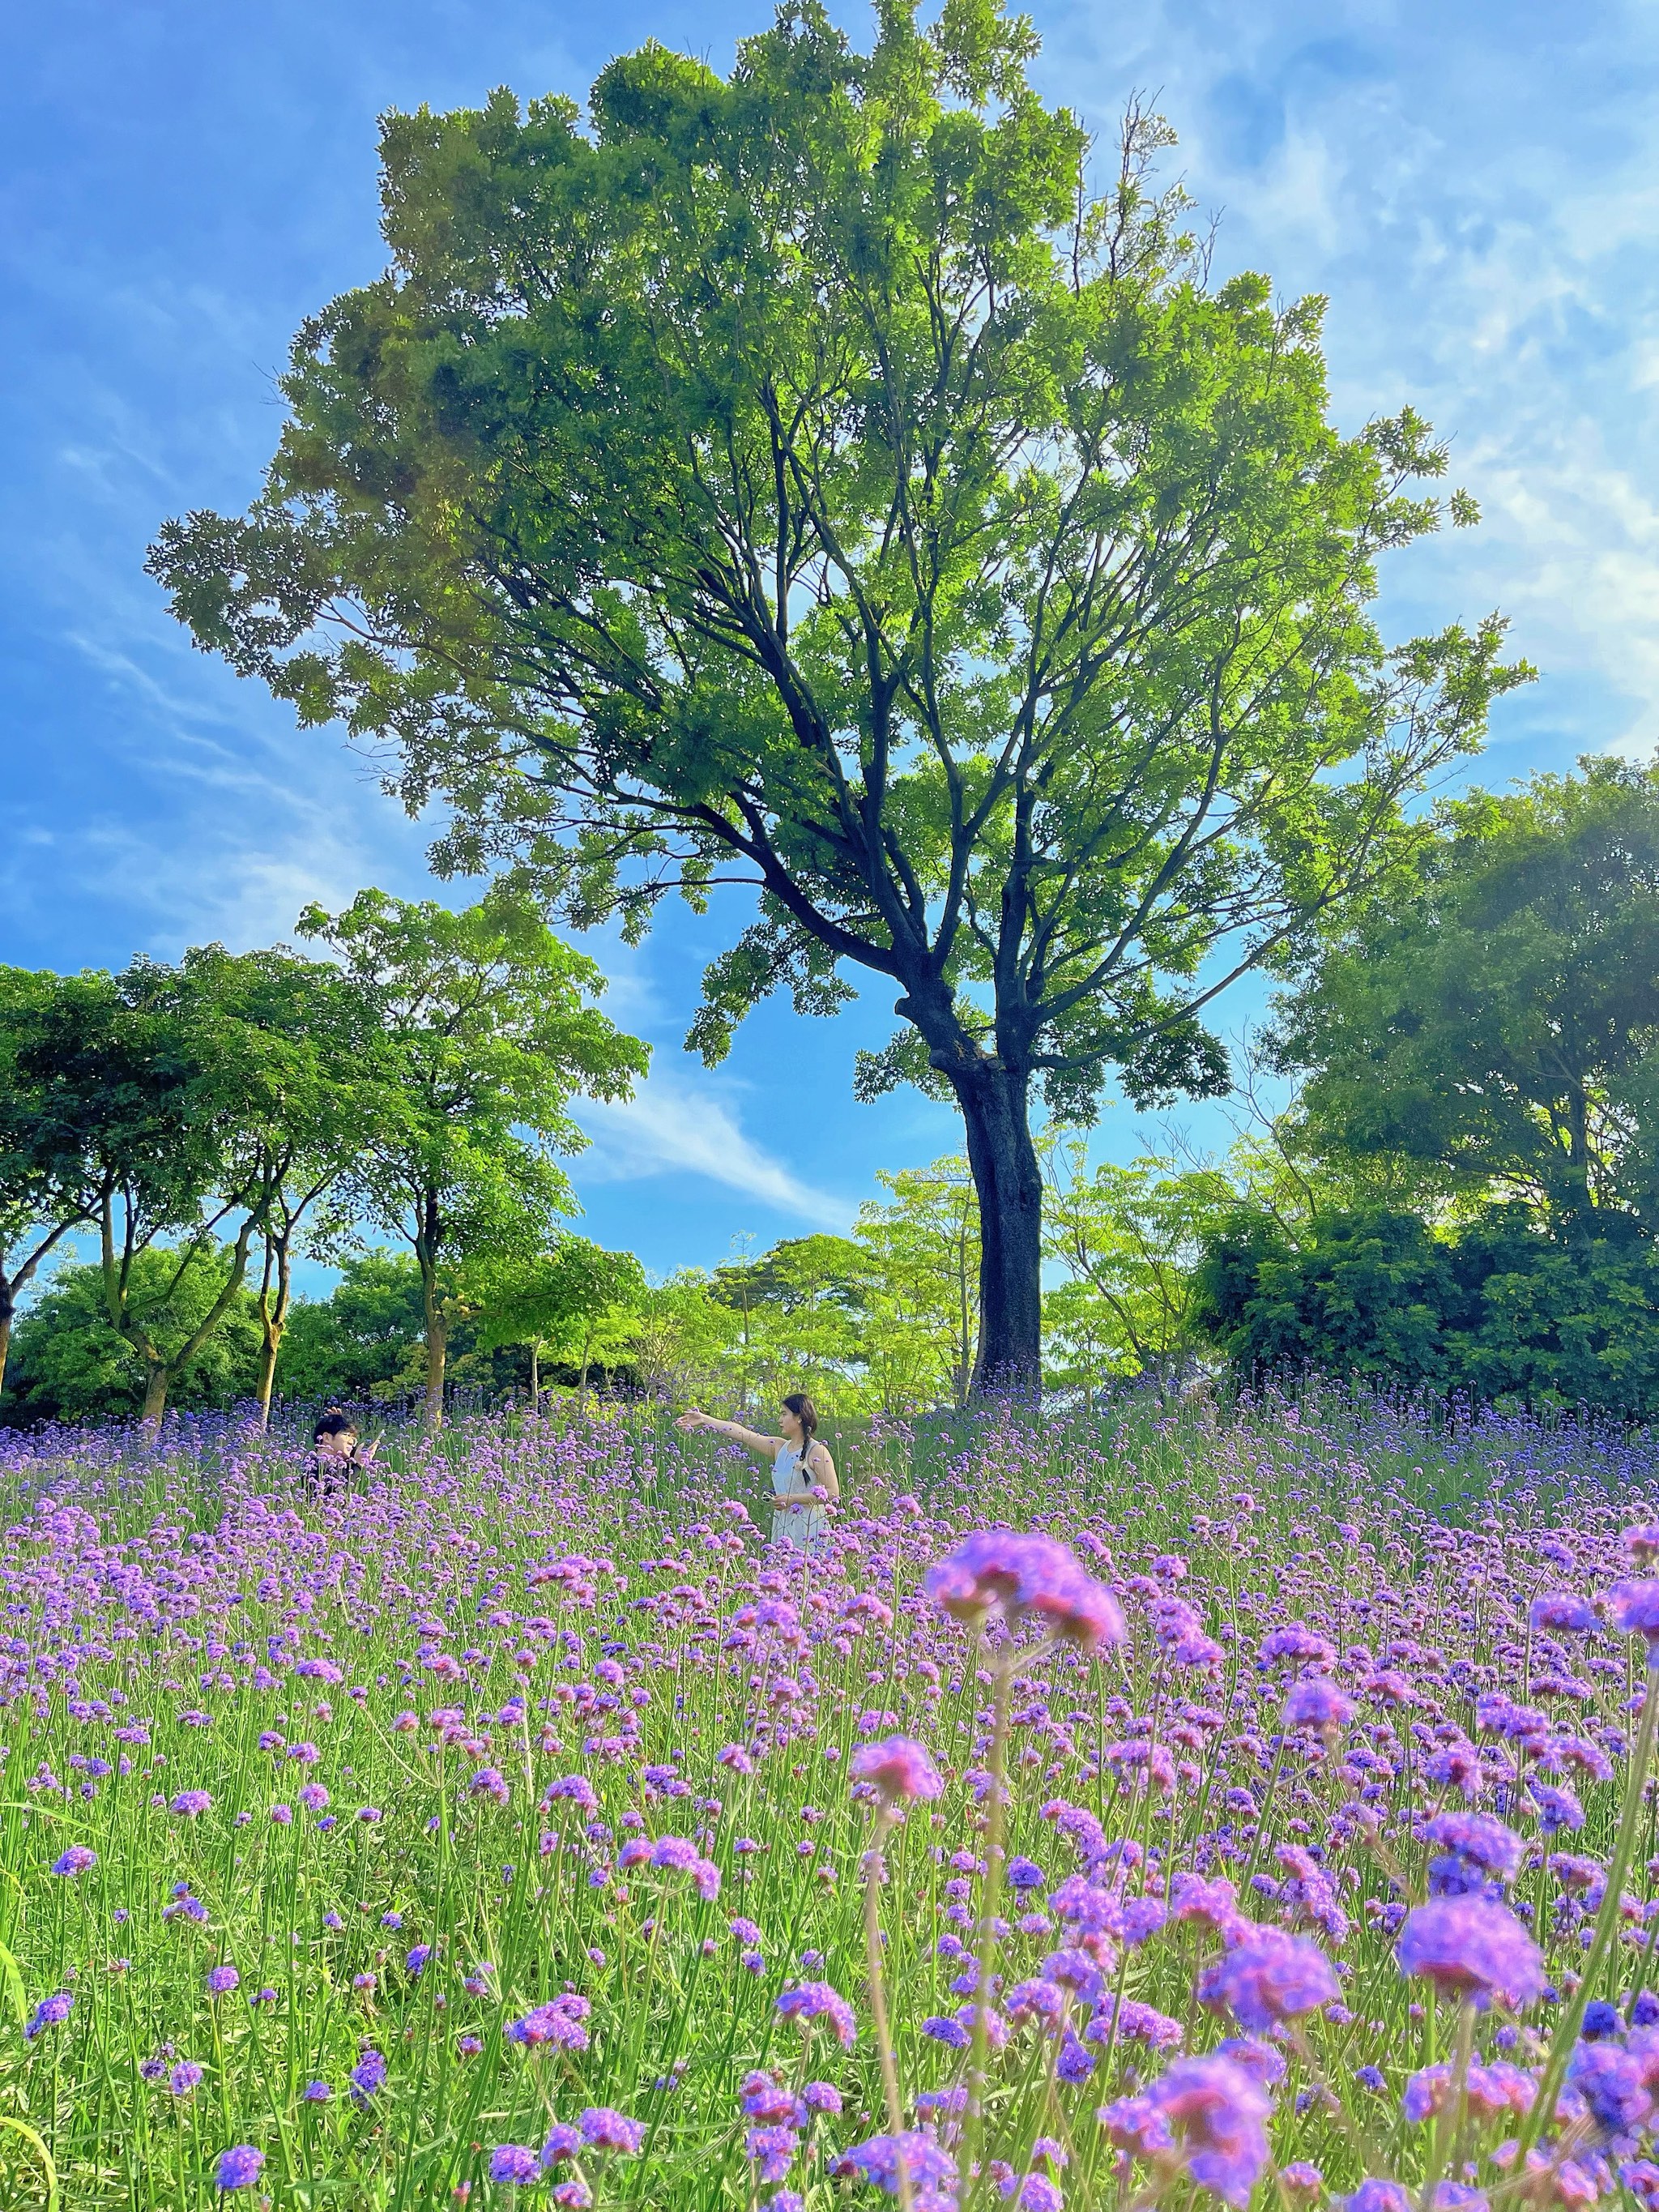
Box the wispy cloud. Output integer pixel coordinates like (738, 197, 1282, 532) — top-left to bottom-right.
(1046, 0, 1659, 767)
(574, 1072, 854, 1232)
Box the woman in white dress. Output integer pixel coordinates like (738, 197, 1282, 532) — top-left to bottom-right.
(675, 1392, 839, 1548)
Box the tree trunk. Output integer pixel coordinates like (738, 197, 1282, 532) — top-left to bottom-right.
(950, 1061, 1044, 1400)
(255, 1236, 294, 1433)
(141, 1363, 170, 1430)
(0, 1305, 11, 1408)
(255, 1328, 280, 1431)
(421, 1272, 447, 1433)
(529, 1338, 540, 1409)
(1563, 1080, 1597, 1252)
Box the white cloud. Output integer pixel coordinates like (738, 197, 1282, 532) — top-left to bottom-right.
(574, 1073, 854, 1231)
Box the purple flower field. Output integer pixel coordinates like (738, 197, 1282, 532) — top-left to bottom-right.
(7, 1393, 1659, 2209)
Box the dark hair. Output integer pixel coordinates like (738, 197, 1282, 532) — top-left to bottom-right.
(780, 1393, 817, 1450)
(313, 1407, 358, 1443)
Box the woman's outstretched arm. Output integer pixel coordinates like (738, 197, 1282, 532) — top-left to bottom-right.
(676, 1408, 783, 1459)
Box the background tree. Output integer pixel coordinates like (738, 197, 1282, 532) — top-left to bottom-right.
(151, 2, 1529, 1394)
(1, 1246, 263, 1425)
(854, 1158, 982, 1411)
(1192, 1202, 1659, 1416)
(0, 968, 104, 1400)
(5, 961, 275, 1426)
(710, 1234, 868, 1411)
(460, 1235, 646, 1399)
(298, 887, 647, 1428)
(168, 944, 382, 1427)
(1040, 1138, 1231, 1391)
(628, 1274, 741, 1404)
(275, 1253, 430, 1405)
(1276, 759, 1659, 1248)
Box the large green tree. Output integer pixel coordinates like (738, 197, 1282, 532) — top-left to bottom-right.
(298, 888, 647, 1428)
(150, 2, 1528, 1390)
(1276, 759, 1659, 1248)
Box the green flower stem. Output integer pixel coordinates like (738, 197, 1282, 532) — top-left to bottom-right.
(1519, 1662, 1659, 2161)
(863, 1805, 913, 2212)
(962, 1650, 1014, 2210)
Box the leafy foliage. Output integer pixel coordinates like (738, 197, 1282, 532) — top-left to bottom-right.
(1277, 758, 1659, 1243)
(459, 1236, 648, 1389)
(1193, 1203, 1659, 1414)
(271, 1254, 431, 1404)
(1040, 1138, 1233, 1395)
(1, 1248, 264, 1424)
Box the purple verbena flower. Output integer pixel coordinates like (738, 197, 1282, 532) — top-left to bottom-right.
(1396, 1898, 1546, 2010)
(923, 1532, 1127, 1652)
(349, 2048, 386, 2105)
(215, 2146, 264, 2191)
(838, 2133, 958, 2198)
(775, 1980, 856, 2047)
(1530, 1593, 1599, 1634)
(1196, 1931, 1340, 2035)
(849, 1736, 944, 1803)
(24, 1992, 73, 2039)
(578, 2107, 645, 2154)
(1283, 1678, 1354, 1736)
(1608, 1582, 1659, 1663)
(541, 2123, 583, 2166)
(1145, 2055, 1273, 2209)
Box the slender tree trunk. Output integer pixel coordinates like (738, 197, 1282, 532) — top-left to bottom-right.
(254, 1234, 295, 1433)
(421, 1270, 447, 1433)
(1564, 1081, 1596, 1252)
(529, 1338, 540, 1409)
(950, 1061, 1044, 1400)
(0, 1217, 92, 1407)
(255, 1330, 280, 1430)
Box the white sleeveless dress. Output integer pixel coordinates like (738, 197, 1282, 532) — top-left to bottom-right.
(771, 1442, 830, 1548)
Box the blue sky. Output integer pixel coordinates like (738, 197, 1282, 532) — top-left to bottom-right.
(3, 0, 1657, 1280)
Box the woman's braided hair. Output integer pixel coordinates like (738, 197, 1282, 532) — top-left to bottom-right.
(780, 1393, 817, 1484)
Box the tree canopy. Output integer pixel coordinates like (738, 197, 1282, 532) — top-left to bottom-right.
(299, 887, 647, 1427)
(0, 959, 279, 1424)
(1277, 758, 1659, 1245)
(150, 0, 1528, 1392)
